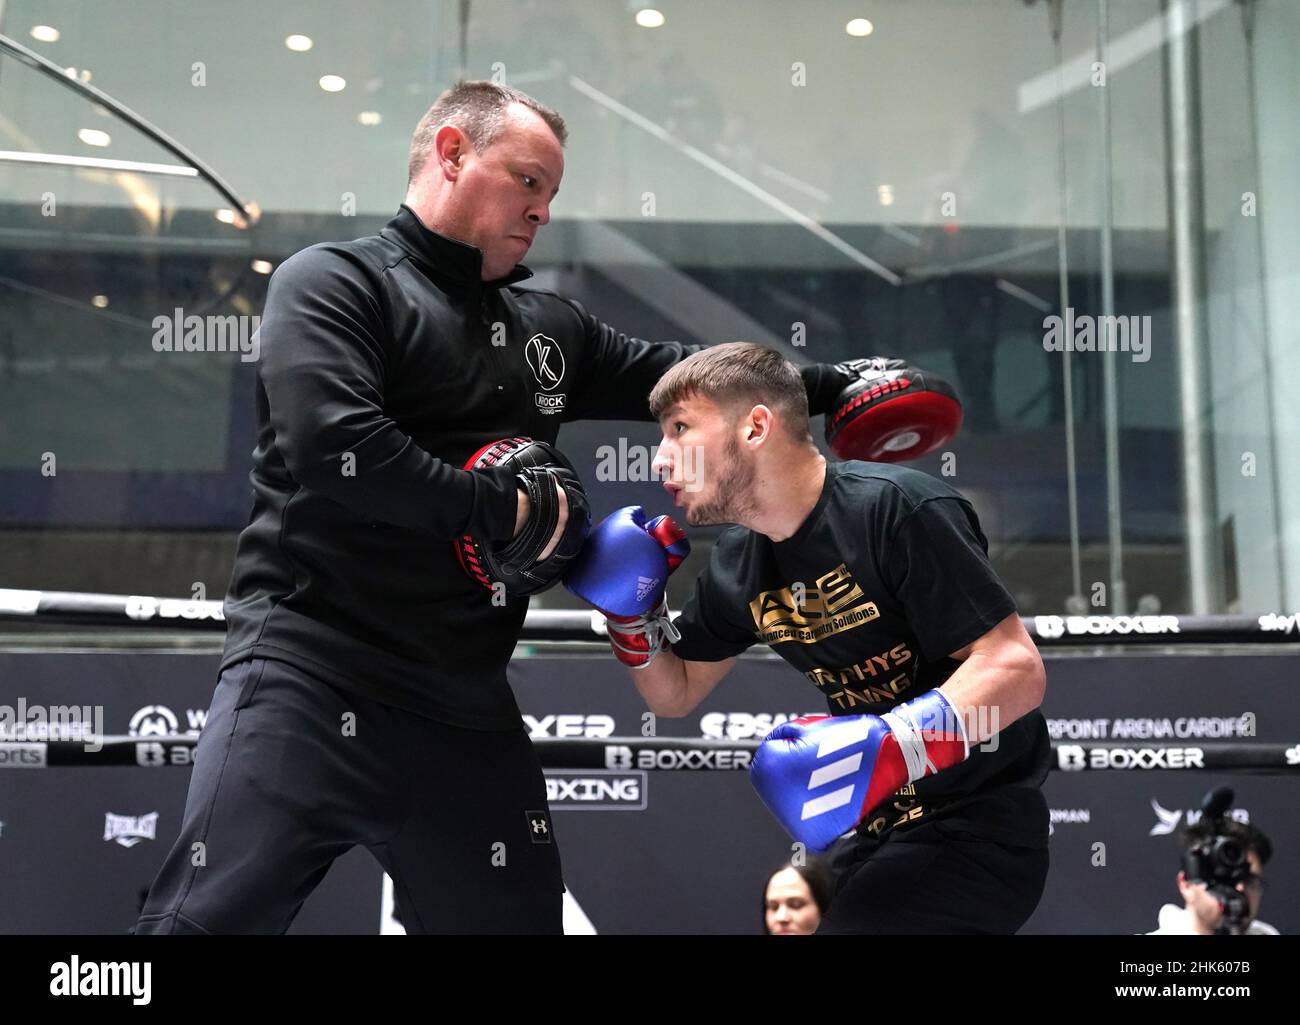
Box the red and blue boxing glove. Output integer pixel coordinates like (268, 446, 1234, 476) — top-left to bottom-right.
(563, 506, 689, 669)
(750, 689, 970, 851)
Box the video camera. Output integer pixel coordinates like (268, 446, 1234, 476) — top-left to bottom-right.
(1180, 786, 1254, 936)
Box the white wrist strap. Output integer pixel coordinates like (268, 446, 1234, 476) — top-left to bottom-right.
(882, 698, 969, 782)
(608, 597, 680, 668)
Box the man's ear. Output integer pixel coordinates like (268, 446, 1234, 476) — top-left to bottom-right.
(435, 124, 467, 176)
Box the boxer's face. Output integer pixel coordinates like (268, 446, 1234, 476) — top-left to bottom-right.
(764, 868, 820, 935)
(654, 393, 758, 527)
(436, 103, 563, 281)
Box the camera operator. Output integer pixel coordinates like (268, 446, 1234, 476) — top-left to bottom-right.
(1147, 787, 1278, 936)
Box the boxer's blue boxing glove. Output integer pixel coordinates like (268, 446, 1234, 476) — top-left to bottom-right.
(563, 506, 689, 668)
(750, 689, 970, 851)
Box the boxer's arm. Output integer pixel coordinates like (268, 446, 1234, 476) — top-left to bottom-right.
(879, 494, 1035, 741)
(630, 650, 736, 718)
(259, 246, 518, 539)
(649, 540, 753, 712)
(938, 611, 1045, 744)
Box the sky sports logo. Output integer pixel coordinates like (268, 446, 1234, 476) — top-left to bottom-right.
(50, 957, 150, 1005)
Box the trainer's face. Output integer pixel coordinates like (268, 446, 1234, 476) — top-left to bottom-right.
(764, 868, 820, 935)
(436, 103, 563, 281)
(654, 394, 757, 527)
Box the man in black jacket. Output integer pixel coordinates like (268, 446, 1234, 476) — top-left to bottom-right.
(134, 80, 894, 935)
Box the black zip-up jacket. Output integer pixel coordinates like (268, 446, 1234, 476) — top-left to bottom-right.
(222, 204, 847, 729)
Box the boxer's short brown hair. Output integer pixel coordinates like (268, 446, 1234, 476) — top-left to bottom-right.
(649, 342, 811, 442)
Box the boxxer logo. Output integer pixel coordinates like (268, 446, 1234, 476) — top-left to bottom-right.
(1033, 614, 1180, 639)
(603, 744, 750, 770)
(1057, 745, 1206, 770)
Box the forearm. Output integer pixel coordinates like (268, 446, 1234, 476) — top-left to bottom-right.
(937, 645, 1046, 745)
(629, 649, 691, 717)
(629, 650, 734, 718)
(259, 248, 520, 540)
(270, 400, 519, 538)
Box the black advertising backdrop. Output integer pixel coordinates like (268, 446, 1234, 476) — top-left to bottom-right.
(0, 648, 1294, 935)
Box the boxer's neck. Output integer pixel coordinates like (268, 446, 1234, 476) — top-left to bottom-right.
(747, 454, 826, 543)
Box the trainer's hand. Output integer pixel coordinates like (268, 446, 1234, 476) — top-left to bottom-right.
(516, 481, 569, 562)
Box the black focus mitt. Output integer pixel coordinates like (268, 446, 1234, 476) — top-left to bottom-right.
(455, 437, 591, 597)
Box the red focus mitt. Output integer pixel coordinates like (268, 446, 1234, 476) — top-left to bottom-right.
(823, 357, 963, 463)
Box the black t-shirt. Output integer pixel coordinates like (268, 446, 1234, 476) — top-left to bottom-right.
(671, 460, 1050, 848)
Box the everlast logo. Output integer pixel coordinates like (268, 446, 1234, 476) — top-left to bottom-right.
(749, 565, 879, 645)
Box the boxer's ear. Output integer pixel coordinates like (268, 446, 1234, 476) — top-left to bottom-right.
(744, 404, 774, 444)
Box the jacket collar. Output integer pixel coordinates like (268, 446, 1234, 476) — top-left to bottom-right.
(382, 203, 534, 291)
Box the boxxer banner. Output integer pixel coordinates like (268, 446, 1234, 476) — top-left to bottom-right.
(0, 649, 1294, 934)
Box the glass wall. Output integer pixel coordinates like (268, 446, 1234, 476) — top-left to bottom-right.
(1, 0, 1296, 625)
